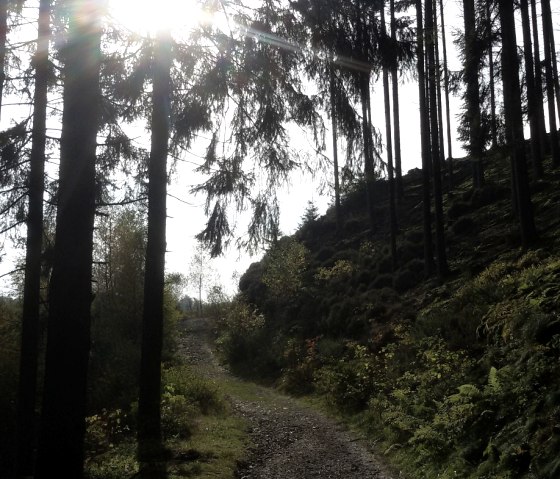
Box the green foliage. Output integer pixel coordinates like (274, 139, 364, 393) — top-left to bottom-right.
(216, 299, 276, 377)
(0, 297, 21, 476)
(314, 342, 378, 413)
(262, 237, 308, 299)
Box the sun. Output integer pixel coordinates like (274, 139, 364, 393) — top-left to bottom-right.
(108, 0, 209, 36)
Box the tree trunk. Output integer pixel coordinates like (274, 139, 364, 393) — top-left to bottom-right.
(381, 1, 398, 268)
(541, 0, 560, 165)
(530, 0, 548, 158)
(542, 0, 560, 124)
(426, 0, 448, 279)
(439, 0, 453, 191)
(416, 0, 435, 277)
(356, 6, 376, 232)
(329, 64, 342, 233)
(487, 1, 498, 150)
(35, 2, 101, 477)
(14, 0, 51, 475)
(433, 3, 446, 183)
(463, 0, 484, 188)
(499, 0, 538, 248)
(390, 0, 404, 200)
(137, 29, 172, 473)
(520, 0, 543, 178)
(0, 0, 8, 121)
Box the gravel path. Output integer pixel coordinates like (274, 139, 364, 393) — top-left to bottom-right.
(179, 317, 395, 479)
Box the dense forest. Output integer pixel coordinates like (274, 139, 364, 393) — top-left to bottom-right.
(0, 0, 560, 478)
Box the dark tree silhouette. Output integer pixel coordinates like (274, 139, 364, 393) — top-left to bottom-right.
(530, 0, 547, 159)
(14, 0, 51, 475)
(35, 2, 102, 477)
(390, 0, 404, 199)
(519, 0, 543, 178)
(416, 0, 435, 276)
(381, 0, 398, 268)
(498, 0, 537, 248)
(463, 0, 484, 188)
(541, 0, 559, 166)
(137, 28, 172, 475)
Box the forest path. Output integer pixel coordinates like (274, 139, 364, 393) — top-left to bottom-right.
(178, 317, 395, 479)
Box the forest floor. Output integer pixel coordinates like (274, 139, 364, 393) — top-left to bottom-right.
(178, 316, 396, 479)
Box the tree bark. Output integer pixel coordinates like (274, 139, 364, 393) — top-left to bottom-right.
(463, 0, 484, 188)
(137, 29, 172, 472)
(426, 0, 448, 278)
(416, 0, 435, 277)
(381, 1, 398, 268)
(14, 0, 51, 475)
(487, 0, 498, 150)
(541, 0, 560, 165)
(439, 0, 453, 191)
(329, 63, 342, 233)
(530, 0, 548, 159)
(520, 0, 543, 178)
(35, 2, 101, 477)
(542, 0, 560, 125)
(499, 0, 538, 247)
(0, 0, 8, 121)
(390, 0, 404, 199)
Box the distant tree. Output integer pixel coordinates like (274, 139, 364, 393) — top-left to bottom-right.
(35, 1, 102, 476)
(187, 241, 216, 316)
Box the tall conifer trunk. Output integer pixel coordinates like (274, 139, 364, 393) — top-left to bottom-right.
(530, 0, 547, 158)
(463, 0, 484, 188)
(426, 0, 448, 278)
(416, 0, 435, 276)
(390, 0, 403, 199)
(541, 0, 560, 165)
(0, 0, 8, 120)
(499, 0, 537, 247)
(520, 0, 543, 178)
(486, 0, 498, 150)
(35, 2, 101, 477)
(439, 0, 454, 190)
(329, 64, 342, 233)
(137, 29, 172, 474)
(14, 0, 51, 475)
(381, 1, 398, 268)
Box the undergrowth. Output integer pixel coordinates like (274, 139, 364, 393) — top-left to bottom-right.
(216, 156, 560, 478)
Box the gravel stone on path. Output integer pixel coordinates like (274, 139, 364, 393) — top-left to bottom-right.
(179, 317, 395, 479)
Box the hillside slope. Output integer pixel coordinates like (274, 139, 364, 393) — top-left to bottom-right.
(218, 152, 560, 478)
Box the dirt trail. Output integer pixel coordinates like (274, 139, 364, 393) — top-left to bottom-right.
(179, 317, 395, 479)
